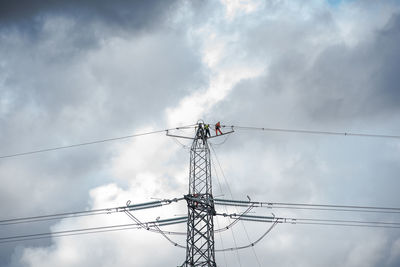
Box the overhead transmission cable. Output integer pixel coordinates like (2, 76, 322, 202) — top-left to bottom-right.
(215, 217, 228, 267)
(214, 198, 400, 214)
(3, 197, 399, 229)
(0, 198, 184, 226)
(215, 219, 279, 252)
(2, 123, 398, 160)
(0, 217, 188, 244)
(0, 125, 196, 159)
(123, 209, 279, 254)
(0, 198, 253, 238)
(3, 212, 400, 246)
(0, 208, 122, 226)
(210, 144, 252, 265)
(209, 144, 255, 233)
(210, 153, 242, 265)
(219, 213, 400, 229)
(124, 210, 187, 248)
(3, 206, 400, 245)
(224, 125, 400, 139)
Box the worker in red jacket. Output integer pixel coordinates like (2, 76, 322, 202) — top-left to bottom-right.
(215, 121, 223, 135)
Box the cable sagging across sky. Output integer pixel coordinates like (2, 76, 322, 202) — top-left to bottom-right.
(214, 198, 400, 214)
(0, 197, 184, 226)
(225, 125, 400, 139)
(0, 125, 196, 159)
(219, 213, 400, 229)
(0, 216, 188, 244)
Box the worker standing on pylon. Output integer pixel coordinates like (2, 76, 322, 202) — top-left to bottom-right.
(215, 121, 223, 135)
(197, 123, 207, 144)
(197, 123, 205, 139)
(205, 124, 211, 138)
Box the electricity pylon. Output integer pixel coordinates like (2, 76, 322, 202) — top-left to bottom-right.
(184, 128, 216, 267)
(167, 122, 233, 267)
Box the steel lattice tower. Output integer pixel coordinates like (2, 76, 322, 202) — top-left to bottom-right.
(183, 127, 217, 267)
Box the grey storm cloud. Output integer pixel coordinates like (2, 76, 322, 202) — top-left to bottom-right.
(214, 11, 400, 130)
(299, 13, 400, 123)
(371, 13, 400, 108)
(0, 0, 182, 54)
(0, 0, 178, 29)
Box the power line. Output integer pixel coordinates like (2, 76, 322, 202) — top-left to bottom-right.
(220, 213, 400, 229)
(209, 150, 263, 265)
(215, 217, 228, 267)
(215, 220, 279, 252)
(4, 209, 399, 245)
(0, 125, 195, 159)
(4, 196, 399, 229)
(0, 225, 143, 244)
(0, 208, 119, 226)
(3, 123, 397, 160)
(0, 198, 184, 226)
(0, 223, 140, 244)
(209, 144, 243, 266)
(0, 217, 187, 244)
(214, 198, 400, 214)
(0, 211, 114, 226)
(226, 125, 400, 139)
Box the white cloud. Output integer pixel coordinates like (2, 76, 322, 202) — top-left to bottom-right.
(166, 15, 265, 126)
(220, 0, 262, 21)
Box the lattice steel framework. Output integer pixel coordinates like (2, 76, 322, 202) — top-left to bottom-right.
(183, 129, 217, 267)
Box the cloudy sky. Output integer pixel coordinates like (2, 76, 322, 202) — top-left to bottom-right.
(1, 0, 400, 266)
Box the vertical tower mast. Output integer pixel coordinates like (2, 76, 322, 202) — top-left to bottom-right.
(184, 125, 217, 267)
